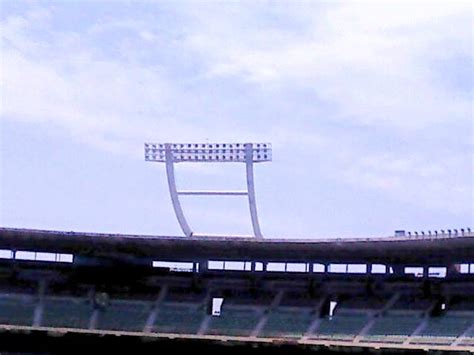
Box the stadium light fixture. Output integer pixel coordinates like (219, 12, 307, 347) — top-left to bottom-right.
(144, 143, 272, 163)
(144, 142, 272, 238)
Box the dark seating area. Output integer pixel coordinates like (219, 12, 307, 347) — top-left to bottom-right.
(260, 308, 315, 338)
(152, 304, 205, 334)
(0, 295, 36, 326)
(315, 314, 369, 340)
(206, 307, 261, 336)
(97, 300, 152, 332)
(221, 289, 275, 306)
(164, 287, 207, 304)
(390, 295, 432, 312)
(366, 313, 422, 337)
(419, 314, 473, 337)
(279, 290, 321, 308)
(336, 296, 388, 311)
(42, 297, 93, 329)
(449, 296, 474, 311)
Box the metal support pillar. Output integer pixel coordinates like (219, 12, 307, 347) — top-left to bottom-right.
(165, 144, 192, 237)
(245, 143, 263, 239)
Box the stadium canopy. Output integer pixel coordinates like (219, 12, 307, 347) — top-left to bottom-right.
(1, 227, 473, 265)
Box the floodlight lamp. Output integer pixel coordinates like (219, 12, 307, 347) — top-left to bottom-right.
(144, 142, 272, 163)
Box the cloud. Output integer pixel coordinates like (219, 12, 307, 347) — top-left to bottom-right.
(0, 1, 472, 226)
(337, 152, 471, 214)
(180, 2, 472, 130)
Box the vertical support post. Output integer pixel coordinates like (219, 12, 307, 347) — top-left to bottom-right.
(199, 260, 208, 273)
(33, 278, 46, 327)
(447, 263, 461, 278)
(245, 143, 263, 239)
(422, 266, 428, 279)
(165, 144, 193, 237)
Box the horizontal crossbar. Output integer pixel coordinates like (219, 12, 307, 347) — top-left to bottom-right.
(191, 233, 256, 238)
(177, 190, 248, 196)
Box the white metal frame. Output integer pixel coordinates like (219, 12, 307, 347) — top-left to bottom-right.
(145, 142, 271, 238)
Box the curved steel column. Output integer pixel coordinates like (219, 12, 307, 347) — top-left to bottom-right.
(245, 143, 263, 239)
(165, 145, 193, 237)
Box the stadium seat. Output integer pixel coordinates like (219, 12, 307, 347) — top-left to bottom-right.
(223, 290, 275, 307)
(419, 314, 472, 337)
(278, 291, 321, 308)
(390, 296, 432, 313)
(97, 300, 152, 332)
(337, 296, 388, 311)
(314, 314, 369, 341)
(456, 323, 474, 346)
(164, 288, 207, 304)
(152, 304, 205, 334)
(42, 297, 93, 329)
(260, 308, 315, 338)
(449, 297, 474, 311)
(364, 313, 422, 341)
(206, 307, 261, 336)
(0, 295, 36, 326)
(465, 326, 474, 337)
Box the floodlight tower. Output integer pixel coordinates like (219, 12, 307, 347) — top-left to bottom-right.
(144, 142, 272, 239)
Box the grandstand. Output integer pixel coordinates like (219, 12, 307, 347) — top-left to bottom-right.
(0, 227, 473, 353)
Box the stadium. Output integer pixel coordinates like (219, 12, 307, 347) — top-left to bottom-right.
(1, 143, 473, 354)
(0, 227, 474, 354)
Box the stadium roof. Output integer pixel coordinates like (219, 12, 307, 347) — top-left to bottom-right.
(1, 227, 473, 265)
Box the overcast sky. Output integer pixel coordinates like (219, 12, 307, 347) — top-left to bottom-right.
(1, 1, 472, 239)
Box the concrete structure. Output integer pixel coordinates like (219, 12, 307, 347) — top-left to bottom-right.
(1, 227, 474, 354)
(1, 227, 473, 274)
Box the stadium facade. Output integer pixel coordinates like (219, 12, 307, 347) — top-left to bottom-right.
(1, 227, 474, 354)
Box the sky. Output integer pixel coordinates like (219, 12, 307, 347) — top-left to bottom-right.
(0, 1, 472, 239)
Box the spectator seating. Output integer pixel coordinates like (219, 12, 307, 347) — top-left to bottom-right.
(152, 304, 205, 334)
(206, 307, 260, 336)
(314, 314, 369, 341)
(97, 300, 151, 332)
(260, 308, 314, 338)
(42, 297, 93, 329)
(0, 295, 36, 326)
